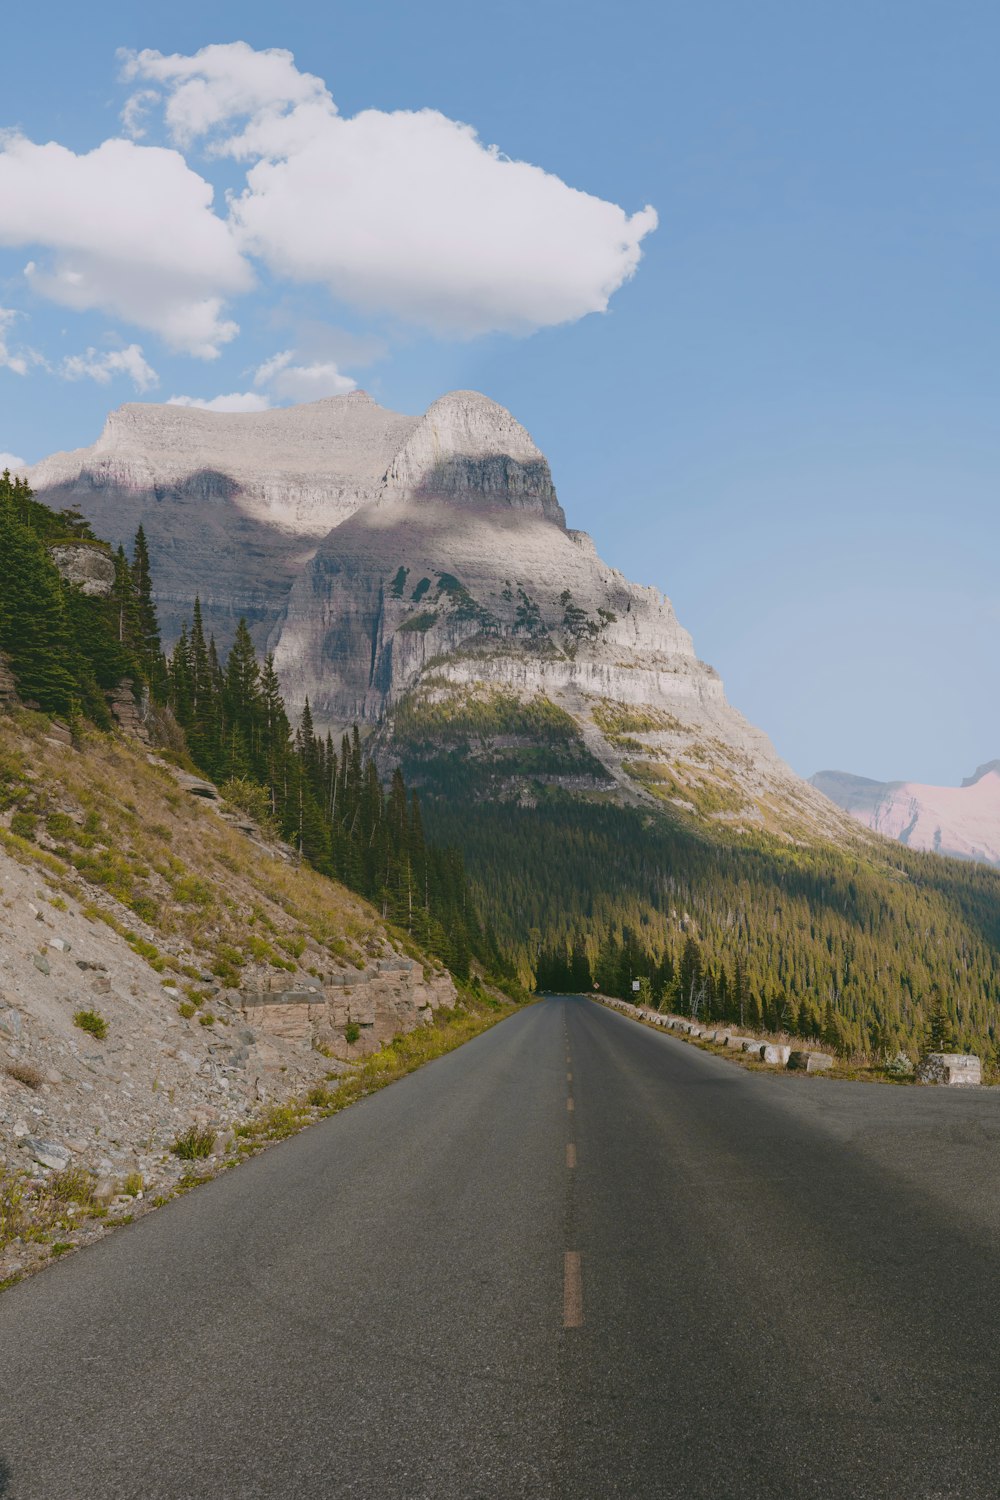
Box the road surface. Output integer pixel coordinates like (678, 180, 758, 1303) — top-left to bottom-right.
(4, 995, 1000, 1498)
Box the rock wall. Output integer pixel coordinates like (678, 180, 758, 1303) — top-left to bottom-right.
(240, 960, 454, 1059)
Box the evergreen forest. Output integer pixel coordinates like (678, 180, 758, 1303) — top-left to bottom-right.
(4, 466, 1000, 1059)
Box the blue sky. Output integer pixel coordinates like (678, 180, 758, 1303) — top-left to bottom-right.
(1, 0, 997, 784)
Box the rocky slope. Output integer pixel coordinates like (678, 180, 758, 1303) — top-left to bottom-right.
(812, 762, 1000, 866)
(32, 388, 855, 840)
(0, 709, 454, 1280)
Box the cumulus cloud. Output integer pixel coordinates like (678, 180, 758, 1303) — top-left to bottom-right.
(121, 42, 328, 151)
(167, 391, 271, 412)
(0, 135, 251, 357)
(123, 42, 658, 338)
(0, 450, 28, 473)
(61, 344, 158, 391)
(253, 348, 355, 401)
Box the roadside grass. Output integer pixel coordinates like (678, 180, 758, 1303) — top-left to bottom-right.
(234, 997, 517, 1148)
(1, 993, 522, 1287)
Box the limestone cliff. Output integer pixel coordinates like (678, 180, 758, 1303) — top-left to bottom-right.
(32, 387, 853, 838)
(30, 392, 418, 650)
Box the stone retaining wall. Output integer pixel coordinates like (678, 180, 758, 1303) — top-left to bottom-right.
(241, 960, 454, 1058)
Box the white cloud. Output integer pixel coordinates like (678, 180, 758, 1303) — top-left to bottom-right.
(253, 348, 356, 401)
(61, 343, 158, 391)
(121, 42, 329, 151)
(0, 307, 29, 376)
(123, 42, 658, 338)
(0, 451, 28, 473)
(167, 391, 271, 412)
(0, 134, 251, 357)
(120, 88, 161, 140)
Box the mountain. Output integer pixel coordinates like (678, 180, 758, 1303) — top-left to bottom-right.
(30, 389, 847, 842)
(811, 764, 1000, 866)
(29, 389, 1000, 1062)
(29, 392, 420, 649)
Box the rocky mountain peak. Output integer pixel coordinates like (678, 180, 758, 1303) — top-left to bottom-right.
(961, 760, 1000, 788)
(29, 386, 853, 841)
(382, 388, 565, 526)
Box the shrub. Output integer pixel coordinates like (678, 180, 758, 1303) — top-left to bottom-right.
(219, 777, 278, 833)
(121, 1172, 144, 1197)
(177, 1001, 197, 1020)
(10, 811, 36, 840)
(5, 1061, 44, 1090)
(73, 1009, 108, 1040)
(170, 1126, 216, 1160)
(344, 1021, 361, 1044)
(49, 1167, 96, 1206)
(129, 895, 160, 926)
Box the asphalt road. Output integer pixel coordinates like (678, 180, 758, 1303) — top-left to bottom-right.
(5, 996, 1000, 1498)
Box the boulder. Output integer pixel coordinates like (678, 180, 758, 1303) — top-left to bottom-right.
(725, 1035, 750, 1049)
(741, 1039, 764, 1056)
(761, 1044, 791, 1066)
(0, 1007, 22, 1039)
(915, 1053, 982, 1088)
(22, 1137, 71, 1171)
(788, 1050, 834, 1073)
(49, 543, 116, 598)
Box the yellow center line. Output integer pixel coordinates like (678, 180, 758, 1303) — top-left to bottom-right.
(563, 1251, 584, 1328)
(567, 1096, 574, 1112)
(566, 1143, 576, 1168)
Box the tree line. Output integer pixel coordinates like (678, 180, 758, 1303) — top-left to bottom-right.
(166, 604, 500, 978)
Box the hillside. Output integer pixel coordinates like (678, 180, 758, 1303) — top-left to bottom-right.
(0, 706, 471, 1280)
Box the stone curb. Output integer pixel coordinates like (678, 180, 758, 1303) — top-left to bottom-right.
(591, 997, 981, 1087)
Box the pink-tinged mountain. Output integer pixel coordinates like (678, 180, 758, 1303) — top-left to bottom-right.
(810, 762, 1000, 866)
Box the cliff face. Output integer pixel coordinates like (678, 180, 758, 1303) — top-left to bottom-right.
(812, 764, 1000, 865)
(30, 392, 418, 650)
(32, 387, 852, 838)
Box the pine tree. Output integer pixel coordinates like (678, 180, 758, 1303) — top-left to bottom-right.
(0, 493, 79, 715)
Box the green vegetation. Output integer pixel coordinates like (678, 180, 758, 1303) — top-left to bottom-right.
(171, 1126, 216, 1159)
(422, 787, 1000, 1064)
(165, 613, 502, 980)
(396, 611, 439, 632)
(73, 1009, 108, 1041)
(0, 471, 164, 724)
(392, 684, 608, 797)
(591, 701, 682, 736)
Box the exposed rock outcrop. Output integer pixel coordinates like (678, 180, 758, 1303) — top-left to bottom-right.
(48, 543, 116, 598)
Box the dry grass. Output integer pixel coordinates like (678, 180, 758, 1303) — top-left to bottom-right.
(5, 1061, 44, 1090)
(0, 712, 436, 997)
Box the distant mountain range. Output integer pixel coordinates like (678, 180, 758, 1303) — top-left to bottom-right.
(810, 762, 1000, 866)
